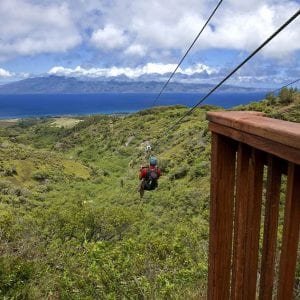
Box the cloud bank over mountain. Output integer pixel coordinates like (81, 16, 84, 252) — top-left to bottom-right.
(48, 63, 216, 79)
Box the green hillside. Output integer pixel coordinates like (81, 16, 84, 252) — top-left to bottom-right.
(0, 88, 299, 299)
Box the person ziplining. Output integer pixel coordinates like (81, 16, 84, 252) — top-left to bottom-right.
(135, 5, 299, 199)
(138, 156, 161, 198)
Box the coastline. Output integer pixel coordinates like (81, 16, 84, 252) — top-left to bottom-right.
(0, 112, 133, 122)
(0, 91, 267, 120)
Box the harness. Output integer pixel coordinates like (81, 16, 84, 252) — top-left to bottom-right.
(144, 167, 158, 190)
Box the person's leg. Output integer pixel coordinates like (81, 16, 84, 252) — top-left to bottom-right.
(139, 179, 145, 198)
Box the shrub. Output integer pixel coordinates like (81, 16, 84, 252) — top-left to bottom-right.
(189, 162, 209, 179)
(266, 92, 277, 105)
(32, 170, 50, 182)
(0, 257, 35, 297)
(279, 87, 295, 105)
(169, 165, 189, 180)
(159, 158, 172, 173)
(2, 166, 17, 177)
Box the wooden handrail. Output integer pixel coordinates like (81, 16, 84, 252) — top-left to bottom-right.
(207, 111, 300, 300)
(207, 111, 300, 165)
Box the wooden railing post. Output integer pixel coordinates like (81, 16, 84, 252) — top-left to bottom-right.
(259, 156, 282, 300)
(208, 133, 236, 299)
(231, 145, 264, 299)
(278, 163, 300, 299)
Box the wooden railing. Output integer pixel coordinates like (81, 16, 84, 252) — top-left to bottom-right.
(207, 111, 300, 299)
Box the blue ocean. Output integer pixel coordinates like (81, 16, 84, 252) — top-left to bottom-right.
(0, 92, 266, 119)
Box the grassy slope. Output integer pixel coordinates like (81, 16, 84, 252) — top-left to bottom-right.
(0, 90, 299, 299)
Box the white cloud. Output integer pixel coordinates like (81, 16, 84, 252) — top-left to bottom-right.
(124, 44, 146, 56)
(0, 0, 81, 60)
(91, 25, 128, 50)
(47, 62, 298, 88)
(89, 0, 300, 59)
(1, 0, 299, 82)
(198, 2, 300, 58)
(0, 68, 13, 77)
(48, 62, 216, 78)
(183, 64, 216, 75)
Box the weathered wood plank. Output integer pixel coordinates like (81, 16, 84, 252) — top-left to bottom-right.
(231, 144, 264, 299)
(244, 148, 264, 299)
(277, 163, 300, 300)
(207, 111, 300, 150)
(231, 143, 251, 299)
(259, 156, 282, 300)
(209, 122, 300, 165)
(208, 133, 236, 300)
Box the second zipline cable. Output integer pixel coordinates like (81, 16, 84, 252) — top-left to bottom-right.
(151, 0, 224, 107)
(161, 8, 300, 137)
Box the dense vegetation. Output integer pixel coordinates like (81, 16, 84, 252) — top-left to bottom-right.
(0, 88, 299, 299)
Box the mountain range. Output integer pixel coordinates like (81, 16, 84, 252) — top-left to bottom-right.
(0, 75, 265, 94)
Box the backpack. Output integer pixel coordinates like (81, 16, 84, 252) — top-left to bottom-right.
(144, 167, 158, 190)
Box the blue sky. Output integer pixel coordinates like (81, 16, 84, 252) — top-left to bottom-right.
(0, 0, 299, 88)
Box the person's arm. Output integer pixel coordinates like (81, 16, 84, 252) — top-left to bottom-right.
(139, 167, 147, 180)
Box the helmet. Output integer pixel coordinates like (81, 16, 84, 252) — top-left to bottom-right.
(149, 156, 158, 166)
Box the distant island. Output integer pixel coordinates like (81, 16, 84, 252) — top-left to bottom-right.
(0, 75, 266, 94)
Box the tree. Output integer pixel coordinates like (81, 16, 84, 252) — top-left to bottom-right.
(279, 87, 294, 105)
(266, 92, 276, 105)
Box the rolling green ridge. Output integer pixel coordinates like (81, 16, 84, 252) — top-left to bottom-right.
(0, 88, 299, 299)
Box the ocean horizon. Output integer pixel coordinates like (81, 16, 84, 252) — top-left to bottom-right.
(0, 92, 266, 119)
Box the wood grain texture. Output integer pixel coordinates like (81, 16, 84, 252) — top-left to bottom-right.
(244, 148, 264, 299)
(209, 122, 300, 165)
(231, 144, 264, 300)
(259, 156, 282, 300)
(208, 133, 236, 300)
(277, 163, 300, 300)
(207, 111, 300, 150)
(231, 143, 251, 299)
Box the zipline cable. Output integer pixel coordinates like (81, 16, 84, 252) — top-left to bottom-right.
(157, 8, 300, 138)
(270, 77, 300, 94)
(151, 0, 223, 107)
